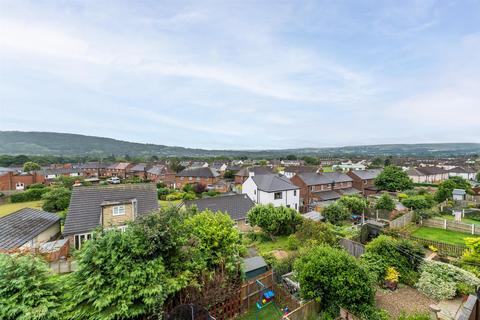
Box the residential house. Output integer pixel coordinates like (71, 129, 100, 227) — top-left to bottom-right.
(282, 166, 319, 179)
(80, 162, 109, 178)
(291, 172, 359, 212)
(234, 166, 273, 185)
(332, 160, 367, 172)
(146, 165, 176, 187)
(347, 169, 382, 196)
(281, 159, 305, 166)
(175, 167, 220, 189)
(183, 194, 255, 232)
(189, 161, 209, 169)
(127, 163, 148, 180)
(63, 183, 159, 250)
(242, 173, 300, 211)
(448, 167, 477, 181)
(210, 162, 229, 173)
(0, 208, 61, 252)
(40, 167, 83, 183)
(407, 167, 449, 183)
(104, 162, 134, 179)
(0, 171, 45, 191)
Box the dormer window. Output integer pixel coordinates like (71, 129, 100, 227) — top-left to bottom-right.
(113, 205, 125, 216)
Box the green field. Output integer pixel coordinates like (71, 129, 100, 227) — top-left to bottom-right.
(411, 227, 478, 246)
(0, 200, 44, 217)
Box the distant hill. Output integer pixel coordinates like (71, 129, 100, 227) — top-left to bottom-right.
(0, 131, 479, 158)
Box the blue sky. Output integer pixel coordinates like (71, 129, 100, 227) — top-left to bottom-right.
(1, 0, 480, 150)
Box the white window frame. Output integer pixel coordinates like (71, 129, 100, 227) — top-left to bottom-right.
(112, 205, 126, 216)
(74, 233, 92, 250)
(274, 192, 283, 200)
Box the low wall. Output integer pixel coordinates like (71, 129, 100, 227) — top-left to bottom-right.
(340, 238, 365, 258)
(422, 218, 480, 235)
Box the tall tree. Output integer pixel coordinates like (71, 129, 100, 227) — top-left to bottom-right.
(435, 176, 472, 202)
(22, 161, 41, 172)
(247, 204, 302, 238)
(375, 193, 396, 211)
(322, 202, 350, 225)
(375, 166, 413, 191)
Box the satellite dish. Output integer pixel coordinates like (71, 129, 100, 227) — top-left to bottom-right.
(166, 304, 216, 320)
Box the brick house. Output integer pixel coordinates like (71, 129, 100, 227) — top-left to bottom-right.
(105, 162, 134, 179)
(234, 166, 273, 185)
(347, 169, 382, 196)
(175, 167, 220, 189)
(40, 167, 83, 183)
(80, 162, 109, 178)
(127, 163, 148, 180)
(0, 171, 45, 191)
(63, 183, 158, 250)
(282, 166, 319, 179)
(146, 165, 176, 187)
(291, 172, 360, 212)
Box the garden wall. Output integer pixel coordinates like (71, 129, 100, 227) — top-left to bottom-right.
(339, 238, 365, 258)
(405, 235, 467, 257)
(422, 218, 480, 235)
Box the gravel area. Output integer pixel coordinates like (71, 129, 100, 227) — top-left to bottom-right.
(376, 286, 435, 319)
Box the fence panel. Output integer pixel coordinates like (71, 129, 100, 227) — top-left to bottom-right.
(284, 300, 320, 320)
(389, 211, 414, 229)
(405, 235, 467, 257)
(422, 218, 480, 235)
(339, 238, 365, 258)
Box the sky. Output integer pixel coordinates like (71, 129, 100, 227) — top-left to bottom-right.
(1, 0, 480, 150)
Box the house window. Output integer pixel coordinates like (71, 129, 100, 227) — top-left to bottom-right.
(74, 233, 92, 250)
(295, 203, 298, 210)
(254, 189, 257, 195)
(117, 225, 128, 232)
(294, 190, 297, 196)
(189, 177, 193, 181)
(274, 192, 282, 200)
(113, 205, 126, 216)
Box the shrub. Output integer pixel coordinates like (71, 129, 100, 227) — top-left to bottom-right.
(287, 234, 299, 250)
(247, 204, 302, 237)
(0, 253, 62, 319)
(26, 183, 46, 190)
(398, 312, 431, 320)
(401, 194, 436, 210)
(182, 192, 196, 200)
(295, 219, 337, 246)
(41, 187, 71, 212)
(361, 235, 424, 284)
(375, 193, 395, 211)
(156, 182, 166, 188)
(385, 267, 399, 283)
(416, 261, 480, 300)
(338, 195, 367, 214)
(157, 187, 172, 200)
(165, 192, 185, 201)
(10, 187, 49, 203)
(374, 166, 413, 191)
(322, 202, 350, 225)
(294, 245, 376, 315)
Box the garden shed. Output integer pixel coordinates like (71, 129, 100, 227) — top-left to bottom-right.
(243, 256, 268, 280)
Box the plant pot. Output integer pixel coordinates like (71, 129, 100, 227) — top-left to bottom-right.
(383, 280, 398, 291)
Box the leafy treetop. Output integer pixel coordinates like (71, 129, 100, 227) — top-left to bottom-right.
(374, 165, 413, 191)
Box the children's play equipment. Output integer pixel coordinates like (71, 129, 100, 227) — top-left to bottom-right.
(255, 280, 283, 319)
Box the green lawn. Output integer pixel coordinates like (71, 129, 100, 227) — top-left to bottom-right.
(322, 166, 333, 172)
(440, 214, 480, 226)
(0, 200, 44, 217)
(158, 200, 181, 209)
(236, 302, 284, 320)
(411, 227, 478, 246)
(243, 235, 292, 258)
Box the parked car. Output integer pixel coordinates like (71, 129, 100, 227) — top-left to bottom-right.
(106, 177, 121, 184)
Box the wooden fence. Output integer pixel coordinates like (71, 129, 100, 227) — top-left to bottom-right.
(389, 210, 414, 229)
(339, 238, 365, 258)
(208, 270, 302, 320)
(284, 300, 320, 320)
(422, 218, 480, 235)
(405, 235, 467, 257)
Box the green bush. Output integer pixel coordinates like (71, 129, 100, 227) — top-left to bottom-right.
(295, 219, 337, 246)
(157, 187, 172, 200)
(165, 192, 185, 201)
(287, 234, 299, 250)
(295, 245, 376, 316)
(10, 188, 49, 203)
(247, 204, 302, 237)
(398, 312, 431, 320)
(41, 187, 71, 212)
(26, 183, 46, 190)
(361, 235, 424, 284)
(182, 192, 196, 200)
(322, 202, 350, 225)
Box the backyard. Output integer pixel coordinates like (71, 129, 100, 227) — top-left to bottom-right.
(236, 303, 285, 320)
(440, 214, 480, 226)
(0, 200, 44, 217)
(158, 199, 181, 209)
(411, 226, 478, 246)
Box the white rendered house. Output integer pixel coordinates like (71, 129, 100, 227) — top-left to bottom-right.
(242, 174, 300, 211)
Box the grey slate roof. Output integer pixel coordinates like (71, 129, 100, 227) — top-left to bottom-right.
(0, 208, 60, 250)
(81, 162, 109, 169)
(302, 211, 324, 222)
(63, 183, 159, 236)
(338, 187, 362, 195)
(251, 174, 299, 192)
(183, 194, 254, 221)
(243, 256, 267, 273)
(408, 166, 448, 176)
(449, 167, 477, 174)
(349, 169, 382, 180)
(453, 189, 467, 195)
(297, 172, 352, 186)
(311, 190, 341, 201)
(147, 165, 168, 175)
(235, 166, 273, 177)
(177, 167, 219, 178)
(129, 163, 147, 172)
